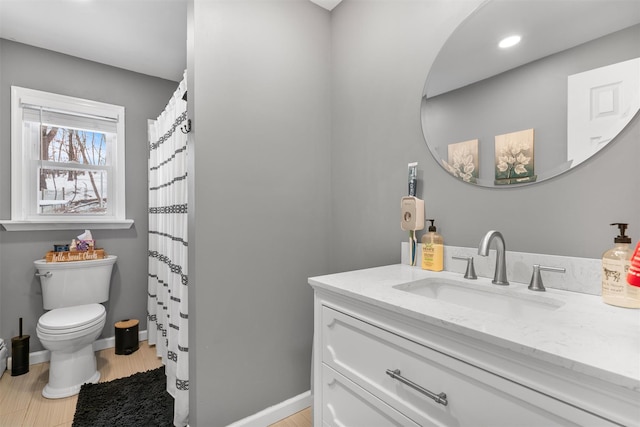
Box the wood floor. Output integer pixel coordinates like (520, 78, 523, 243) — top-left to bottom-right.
(269, 408, 312, 427)
(0, 341, 311, 427)
(0, 341, 163, 427)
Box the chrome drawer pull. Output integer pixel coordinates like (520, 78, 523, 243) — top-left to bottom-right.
(386, 369, 448, 406)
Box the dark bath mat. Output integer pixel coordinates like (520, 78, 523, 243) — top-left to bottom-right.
(73, 366, 174, 427)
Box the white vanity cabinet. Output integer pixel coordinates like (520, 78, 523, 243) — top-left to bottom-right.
(311, 267, 639, 427)
(319, 305, 613, 427)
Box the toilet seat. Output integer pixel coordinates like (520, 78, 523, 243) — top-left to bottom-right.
(38, 304, 105, 335)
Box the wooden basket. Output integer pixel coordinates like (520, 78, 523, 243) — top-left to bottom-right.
(45, 249, 106, 263)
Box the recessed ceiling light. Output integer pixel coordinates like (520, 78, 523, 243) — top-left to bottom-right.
(498, 35, 521, 49)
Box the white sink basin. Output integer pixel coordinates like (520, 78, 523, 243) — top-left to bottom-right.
(394, 278, 565, 317)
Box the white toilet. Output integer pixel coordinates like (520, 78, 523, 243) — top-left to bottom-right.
(34, 255, 117, 399)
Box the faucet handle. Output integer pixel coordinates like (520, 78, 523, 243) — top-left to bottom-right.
(528, 264, 565, 292)
(452, 256, 477, 280)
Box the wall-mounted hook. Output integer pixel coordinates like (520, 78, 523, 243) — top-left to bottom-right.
(180, 119, 191, 134)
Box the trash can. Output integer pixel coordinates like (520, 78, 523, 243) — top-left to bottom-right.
(114, 319, 139, 355)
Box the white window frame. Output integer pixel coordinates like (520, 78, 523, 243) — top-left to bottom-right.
(1, 86, 133, 231)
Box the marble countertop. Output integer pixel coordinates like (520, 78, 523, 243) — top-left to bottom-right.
(309, 264, 640, 393)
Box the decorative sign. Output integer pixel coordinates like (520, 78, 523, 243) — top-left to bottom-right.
(45, 249, 106, 263)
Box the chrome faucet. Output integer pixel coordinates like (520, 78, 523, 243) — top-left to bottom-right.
(478, 230, 509, 286)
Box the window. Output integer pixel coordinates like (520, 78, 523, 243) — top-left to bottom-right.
(1, 86, 133, 231)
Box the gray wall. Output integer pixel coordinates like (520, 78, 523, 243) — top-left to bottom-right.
(0, 40, 178, 350)
(188, 1, 331, 425)
(329, 0, 639, 274)
(187, 0, 639, 424)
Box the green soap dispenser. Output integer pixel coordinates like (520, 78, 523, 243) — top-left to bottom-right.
(602, 223, 640, 308)
(422, 219, 443, 272)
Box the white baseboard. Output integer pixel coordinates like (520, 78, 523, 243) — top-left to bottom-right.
(6, 329, 148, 369)
(227, 391, 311, 427)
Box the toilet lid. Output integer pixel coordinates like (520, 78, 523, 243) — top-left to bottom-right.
(38, 304, 105, 331)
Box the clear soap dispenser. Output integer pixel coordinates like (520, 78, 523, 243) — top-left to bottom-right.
(422, 219, 443, 272)
(602, 223, 640, 308)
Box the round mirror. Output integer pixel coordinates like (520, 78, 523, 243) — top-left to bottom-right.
(421, 0, 640, 187)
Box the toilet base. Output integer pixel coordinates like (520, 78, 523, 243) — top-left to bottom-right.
(42, 343, 100, 399)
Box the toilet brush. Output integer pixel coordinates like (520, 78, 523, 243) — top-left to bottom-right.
(11, 317, 30, 376)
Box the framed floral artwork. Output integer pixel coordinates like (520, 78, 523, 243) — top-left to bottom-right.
(494, 128, 536, 185)
(442, 139, 479, 184)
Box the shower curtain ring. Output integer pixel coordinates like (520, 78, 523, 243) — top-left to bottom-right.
(180, 119, 191, 134)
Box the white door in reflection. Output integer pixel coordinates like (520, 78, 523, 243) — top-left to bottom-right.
(567, 57, 640, 167)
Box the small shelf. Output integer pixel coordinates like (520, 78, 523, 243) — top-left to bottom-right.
(0, 219, 134, 232)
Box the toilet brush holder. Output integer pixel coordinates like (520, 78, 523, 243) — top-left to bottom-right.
(11, 318, 29, 376)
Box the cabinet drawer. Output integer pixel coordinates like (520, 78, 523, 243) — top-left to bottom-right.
(321, 364, 420, 427)
(322, 306, 615, 427)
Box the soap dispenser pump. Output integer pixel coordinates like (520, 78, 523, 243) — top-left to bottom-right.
(422, 219, 444, 272)
(602, 223, 639, 308)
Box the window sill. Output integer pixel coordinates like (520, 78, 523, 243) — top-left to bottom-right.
(0, 219, 134, 231)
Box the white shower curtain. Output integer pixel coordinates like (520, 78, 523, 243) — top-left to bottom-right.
(148, 72, 189, 427)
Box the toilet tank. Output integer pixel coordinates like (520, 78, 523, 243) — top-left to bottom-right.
(34, 255, 117, 309)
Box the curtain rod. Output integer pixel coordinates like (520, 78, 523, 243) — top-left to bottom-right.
(21, 103, 119, 123)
